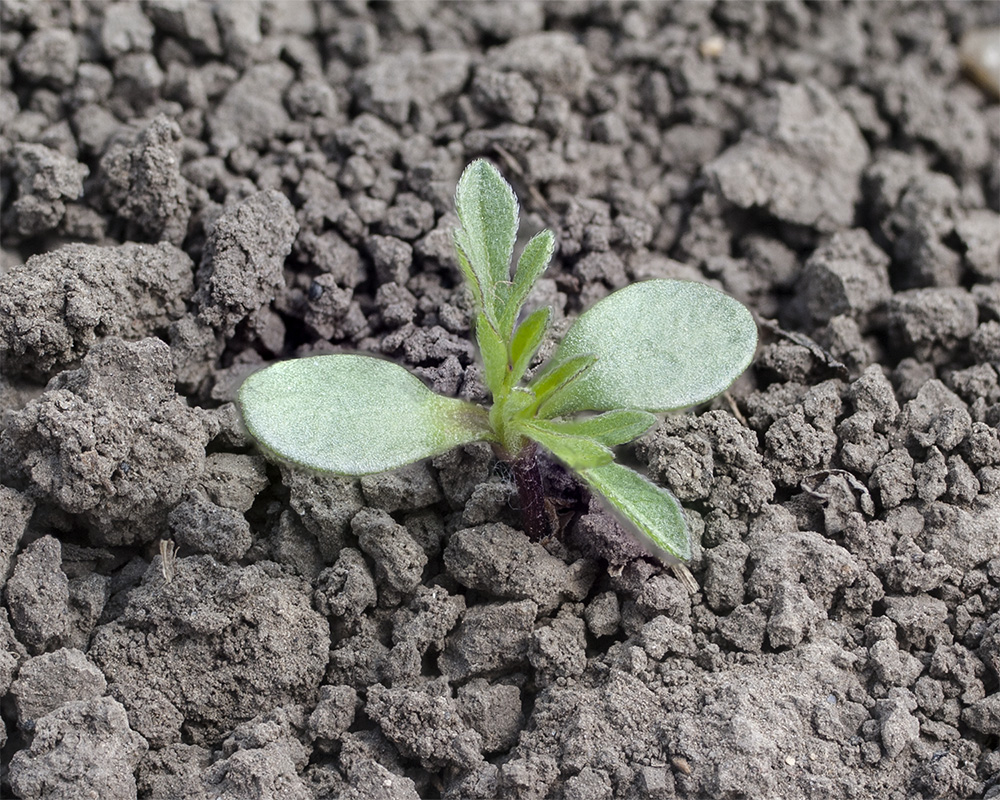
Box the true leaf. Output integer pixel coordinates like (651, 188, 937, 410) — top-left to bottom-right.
(537, 279, 757, 417)
(530, 353, 597, 414)
(476, 313, 507, 397)
(518, 420, 614, 471)
(239, 354, 491, 475)
(453, 241, 484, 311)
(455, 160, 519, 322)
(501, 229, 554, 336)
(509, 306, 550, 387)
(534, 409, 656, 447)
(578, 461, 691, 561)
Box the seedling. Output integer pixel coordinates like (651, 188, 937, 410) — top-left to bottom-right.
(239, 160, 757, 561)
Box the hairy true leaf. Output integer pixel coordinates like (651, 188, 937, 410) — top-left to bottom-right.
(501, 229, 554, 335)
(476, 313, 507, 397)
(578, 461, 691, 561)
(538, 279, 757, 417)
(509, 306, 550, 387)
(239, 355, 491, 475)
(455, 160, 518, 322)
(453, 242, 484, 311)
(534, 409, 656, 447)
(530, 353, 597, 414)
(519, 420, 614, 470)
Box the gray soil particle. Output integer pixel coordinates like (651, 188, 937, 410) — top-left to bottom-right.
(167, 494, 252, 563)
(767, 579, 821, 650)
(884, 594, 950, 651)
(6, 142, 88, 237)
(9, 647, 106, 731)
(338, 737, 423, 800)
(705, 80, 868, 232)
(308, 684, 358, 749)
(486, 32, 593, 99)
(717, 601, 767, 653)
(876, 689, 920, 758)
(439, 600, 537, 682)
(0, 486, 33, 588)
(963, 693, 1000, 735)
(281, 467, 363, 561)
(641, 614, 697, 659)
(888, 287, 980, 364)
(0, 241, 193, 378)
(97, 115, 190, 245)
(457, 678, 523, 754)
(8, 696, 147, 800)
(203, 741, 312, 800)
(529, 612, 587, 686)
(1, 338, 209, 544)
(956, 209, 1000, 282)
(444, 523, 594, 613)
(360, 461, 443, 512)
(353, 507, 428, 601)
(367, 682, 484, 770)
(747, 523, 861, 609)
(314, 547, 377, 622)
(109, 681, 184, 750)
(354, 51, 471, 129)
(432, 442, 494, 510)
(795, 229, 892, 326)
(703, 539, 750, 613)
(638, 411, 776, 516)
(194, 188, 298, 334)
(14, 28, 79, 89)
(89, 555, 329, 746)
(199, 452, 269, 512)
(583, 590, 621, 637)
(135, 743, 213, 800)
(4, 536, 69, 654)
(207, 62, 293, 156)
(920, 494, 1000, 571)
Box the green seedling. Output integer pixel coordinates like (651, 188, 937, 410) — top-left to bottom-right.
(239, 160, 757, 561)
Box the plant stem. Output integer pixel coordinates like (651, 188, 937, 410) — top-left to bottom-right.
(512, 442, 548, 541)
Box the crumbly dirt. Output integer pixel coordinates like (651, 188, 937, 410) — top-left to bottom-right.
(1, 2, 999, 799)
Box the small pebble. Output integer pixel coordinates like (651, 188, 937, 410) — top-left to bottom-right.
(960, 28, 1000, 98)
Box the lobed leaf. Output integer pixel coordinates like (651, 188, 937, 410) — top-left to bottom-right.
(239, 355, 491, 475)
(534, 409, 657, 447)
(537, 279, 757, 417)
(509, 306, 550, 387)
(578, 461, 691, 561)
(455, 160, 519, 322)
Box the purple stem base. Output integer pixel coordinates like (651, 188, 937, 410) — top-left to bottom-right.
(511, 442, 548, 541)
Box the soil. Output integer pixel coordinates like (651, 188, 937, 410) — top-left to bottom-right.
(1, 2, 999, 799)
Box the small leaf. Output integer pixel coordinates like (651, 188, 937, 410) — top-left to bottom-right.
(476, 313, 508, 397)
(539, 279, 757, 417)
(519, 420, 614, 471)
(537, 409, 656, 447)
(530, 353, 597, 415)
(578, 461, 691, 561)
(239, 355, 491, 475)
(509, 306, 550, 386)
(453, 237, 484, 311)
(501, 229, 554, 336)
(455, 160, 518, 321)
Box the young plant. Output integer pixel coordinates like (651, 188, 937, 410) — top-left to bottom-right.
(238, 160, 757, 562)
